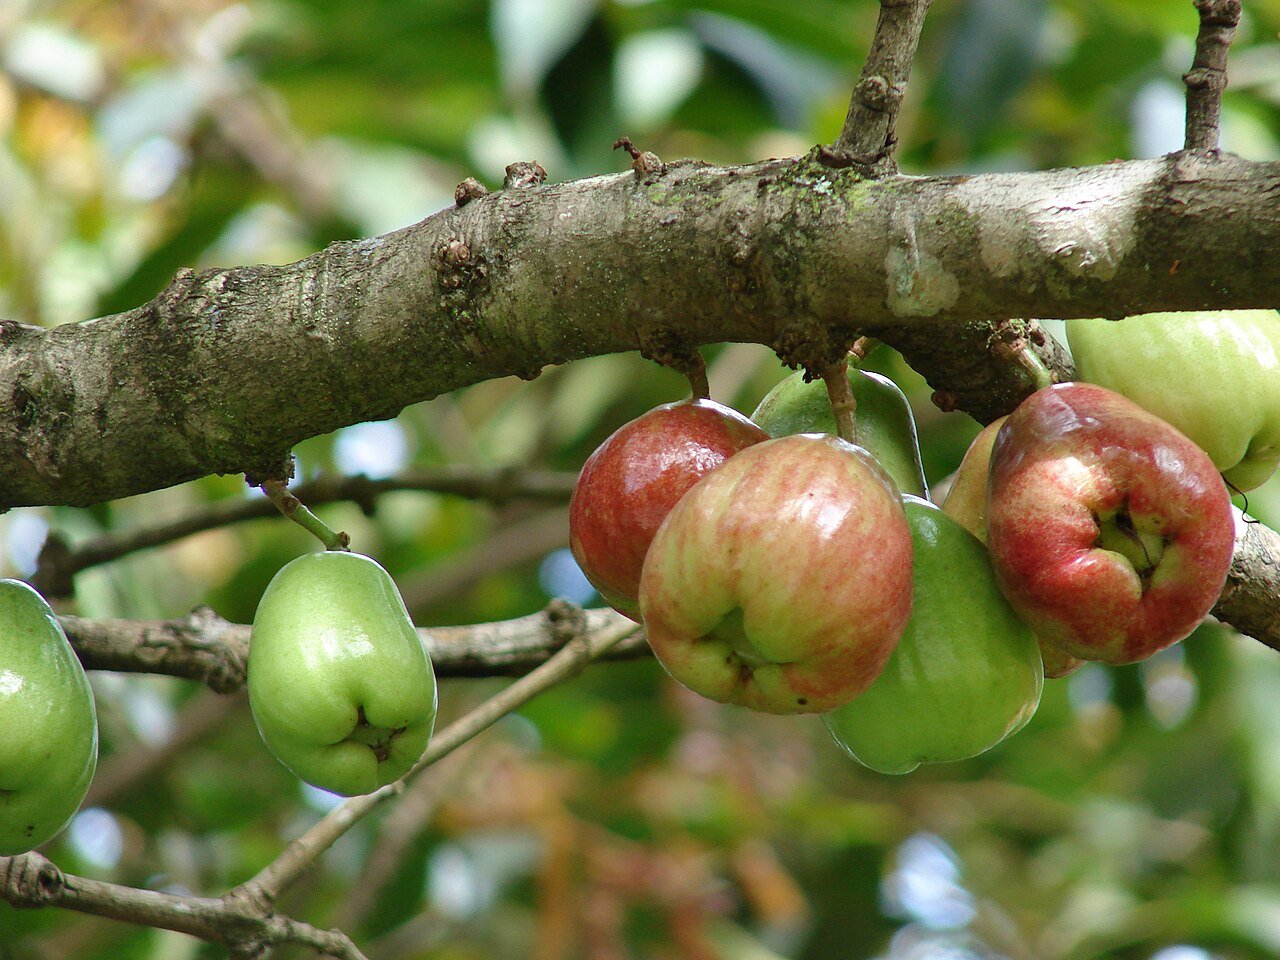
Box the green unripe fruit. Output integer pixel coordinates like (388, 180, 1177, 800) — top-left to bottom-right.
(1067, 310, 1280, 491)
(0, 580, 98, 855)
(751, 366, 928, 498)
(248, 552, 437, 797)
(823, 497, 1043, 774)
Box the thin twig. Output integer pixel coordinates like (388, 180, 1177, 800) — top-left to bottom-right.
(1183, 0, 1241, 152)
(819, 360, 858, 446)
(262, 479, 350, 551)
(60, 603, 649, 690)
(827, 0, 933, 172)
(0, 852, 368, 960)
(30, 466, 577, 597)
(230, 615, 641, 908)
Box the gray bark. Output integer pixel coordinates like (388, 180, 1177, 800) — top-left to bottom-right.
(3, 150, 1278, 509)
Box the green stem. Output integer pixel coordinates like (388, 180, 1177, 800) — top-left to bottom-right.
(261, 480, 350, 551)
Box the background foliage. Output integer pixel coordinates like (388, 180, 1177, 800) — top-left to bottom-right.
(4, 1, 1280, 958)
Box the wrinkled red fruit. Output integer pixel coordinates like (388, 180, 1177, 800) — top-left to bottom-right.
(986, 382, 1235, 665)
(569, 398, 769, 620)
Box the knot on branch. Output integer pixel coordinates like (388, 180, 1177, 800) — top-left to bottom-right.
(545, 598, 588, 646)
(454, 177, 488, 206)
(855, 74, 901, 112)
(503, 161, 547, 190)
(185, 605, 249, 694)
(613, 137, 666, 179)
(1182, 66, 1224, 90)
(1, 853, 65, 907)
(1194, 0, 1242, 25)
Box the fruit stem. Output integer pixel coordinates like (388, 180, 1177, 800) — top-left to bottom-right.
(820, 359, 858, 445)
(849, 337, 878, 363)
(686, 351, 710, 400)
(261, 479, 351, 551)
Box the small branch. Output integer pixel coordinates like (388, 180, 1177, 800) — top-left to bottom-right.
(262, 479, 350, 551)
(827, 0, 933, 172)
(30, 466, 577, 597)
(231, 613, 641, 908)
(1183, 0, 1241, 152)
(819, 360, 858, 445)
(0, 852, 368, 960)
(61, 602, 648, 690)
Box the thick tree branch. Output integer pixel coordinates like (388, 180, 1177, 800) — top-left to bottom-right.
(1184, 0, 1241, 152)
(61, 602, 649, 691)
(31, 466, 576, 597)
(0, 851, 367, 960)
(5, 153, 1279, 510)
(829, 0, 933, 172)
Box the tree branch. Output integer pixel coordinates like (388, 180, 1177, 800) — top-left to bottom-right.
(6, 153, 1279, 510)
(1184, 0, 1241, 152)
(3, 612, 639, 954)
(0, 851, 368, 960)
(229, 613, 640, 909)
(61, 602, 649, 692)
(828, 0, 933, 172)
(31, 466, 576, 597)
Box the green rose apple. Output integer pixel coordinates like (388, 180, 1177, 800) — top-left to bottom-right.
(751, 365, 928, 498)
(823, 498, 1043, 774)
(0, 579, 98, 855)
(248, 551, 437, 797)
(1067, 310, 1280, 490)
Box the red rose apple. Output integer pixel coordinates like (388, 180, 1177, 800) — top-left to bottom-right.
(986, 382, 1234, 665)
(569, 398, 769, 619)
(639, 434, 914, 714)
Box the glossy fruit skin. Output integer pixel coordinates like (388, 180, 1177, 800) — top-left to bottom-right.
(823, 497, 1042, 774)
(751, 367, 928, 498)
(940, 416, 1004, 542)
(248, 552, 437, 797)
(986, 382, 1234, 665)
(639, 434, 913, 714)
(1067, 310, 1280, 490)
(0, 580, 98, 855)
(942, 417, 1083, 679)
(569, 399, 769, 620)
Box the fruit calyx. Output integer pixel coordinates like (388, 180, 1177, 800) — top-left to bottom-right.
(1092, 505, 1167, 581)
(346, 706, 408, 764)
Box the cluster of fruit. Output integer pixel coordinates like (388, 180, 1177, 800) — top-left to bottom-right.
(570, 310, 1280, 774)
(0, 310, 1274, 854)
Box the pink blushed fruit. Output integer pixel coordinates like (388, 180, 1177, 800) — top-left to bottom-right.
(639, 434, 914, 714)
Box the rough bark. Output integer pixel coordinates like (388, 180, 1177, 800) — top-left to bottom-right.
(3, 151, 1280, 509)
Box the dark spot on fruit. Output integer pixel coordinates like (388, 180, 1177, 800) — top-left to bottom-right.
(797, 698, 808, 706)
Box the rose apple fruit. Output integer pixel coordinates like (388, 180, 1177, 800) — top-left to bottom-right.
(940, 416, 1005, 542)
(942, 417, 1083, 679)
(1067, 310, 1280, 490)
(0, 579, 98, 855)
(569, 398, 769, 620)
(639, 434, 913, 714)
(986, 382, 1234, 665)
(249, 551, 437, 796)
(751, 366, 928, 498)
(823, 497, 1043, 774)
